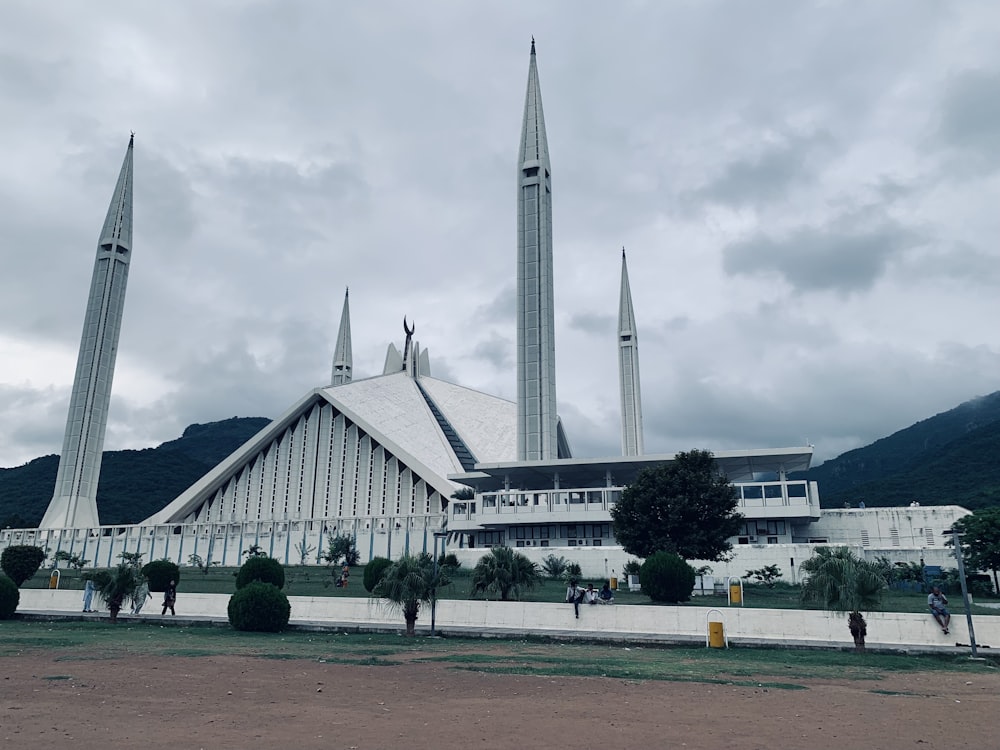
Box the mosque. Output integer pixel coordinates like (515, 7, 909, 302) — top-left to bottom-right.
(1, 43, 967, 578)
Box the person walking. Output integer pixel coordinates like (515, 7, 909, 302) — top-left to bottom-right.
(161, 579, 177, 616)
(132, 578, 151, 615)
(82, 578, 95, 612)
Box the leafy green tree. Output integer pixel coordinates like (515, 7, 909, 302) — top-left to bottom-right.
(952, 508, 1000, 593)
(322, 534, 360, 566)
(639, 551, 696, 603)
(363, 557, 394, 593)
(0, 545, 47, 587)
(469, 547, 541, 601)
(800, 547, 886, 652)
(235, 557, 285, 590)
(611, 450, 743, 561)
(373, 553, 445, 636)
(141, 559, 181, 592)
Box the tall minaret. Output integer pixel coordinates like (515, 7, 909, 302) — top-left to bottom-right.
(40, 135, 135, 529)
(330, 287, 352, 385)
(516, 39, 558, 461)
(618, 248, 644, 456)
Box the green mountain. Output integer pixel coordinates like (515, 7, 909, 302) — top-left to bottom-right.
(0, 417, 270, 528)
(804, 391, 1000, 510)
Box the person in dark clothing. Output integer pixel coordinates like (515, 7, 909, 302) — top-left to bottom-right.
(566, 579, 584, 619)
(162, 579, 177, 616)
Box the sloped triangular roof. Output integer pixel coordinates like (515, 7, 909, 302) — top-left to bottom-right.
(143, 373, 517, 524)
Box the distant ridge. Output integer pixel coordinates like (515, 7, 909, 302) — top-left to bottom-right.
(0, 417, 270, 527)
(4, 392, 1000, 528)
(802, 391, 1000, 509)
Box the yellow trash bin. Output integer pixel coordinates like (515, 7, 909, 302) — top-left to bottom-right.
(708, 620, 725, 648)
(729, 582, 742, 604)
(610, 576, 618, 590)
(48, 570, 60, 589)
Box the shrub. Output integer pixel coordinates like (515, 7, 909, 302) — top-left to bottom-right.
(235, 557, 285, 590)
(562, 561, 582, 584)
(541, 554, 568, 579)
(438, 553, 461, 570)
(0, 574, 19, 619)
(141, 559, 181, 592)
(639, 551, 696, 603)
(0, 545, 47, 587)
(227, 582, 291, 632)
(364, 557, 393, 593)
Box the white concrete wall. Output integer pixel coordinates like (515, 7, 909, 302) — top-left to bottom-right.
(18, 589, 999, 651)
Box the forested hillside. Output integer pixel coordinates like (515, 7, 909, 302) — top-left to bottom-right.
(803, 391, 1000, 509)
(0, 417, 270, 527)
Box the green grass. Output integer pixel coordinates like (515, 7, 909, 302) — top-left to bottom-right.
(1, 620, 996, 689)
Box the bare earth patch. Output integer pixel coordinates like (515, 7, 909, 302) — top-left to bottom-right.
(2, 652, 997, 749)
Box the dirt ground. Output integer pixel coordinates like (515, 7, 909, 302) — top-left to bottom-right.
(1, 651, 997, 750)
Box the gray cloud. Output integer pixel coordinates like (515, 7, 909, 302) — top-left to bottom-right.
(936, 69, 1000, 172)
(722, 211, 921, 293)
(1, 1, 999, 476)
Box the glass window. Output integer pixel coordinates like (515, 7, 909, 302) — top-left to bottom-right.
(742, 486, 763, 499)
(764, 484, 783, 499)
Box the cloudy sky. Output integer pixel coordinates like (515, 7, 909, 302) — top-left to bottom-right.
(2, 1, 999, 469)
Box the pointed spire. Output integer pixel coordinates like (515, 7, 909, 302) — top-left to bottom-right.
(516, 40, 558, 460)
(518, 39, 550, 170)
(99, 135, 134, 253)
(618, 249, 644, 456)
(40, 135, 136, 529)
(330, 287, 353, 385)
(618, 248, 637, 338)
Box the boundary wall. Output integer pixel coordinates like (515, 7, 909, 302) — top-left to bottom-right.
(17, 589, 999, 652)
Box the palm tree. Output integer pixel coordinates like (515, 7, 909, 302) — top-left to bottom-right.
(470, 547, 541, 601)
(800, 546, 886, 652)
(373, 553, 444, 636)
(92, 562, 143, 623)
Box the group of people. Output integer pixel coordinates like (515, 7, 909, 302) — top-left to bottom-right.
(565, 580, 615, 618)
(81, 578, 177, 616)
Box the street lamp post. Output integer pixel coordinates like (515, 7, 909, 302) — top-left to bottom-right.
(430, 531, 448, 637)
(948, 528, 979, 658)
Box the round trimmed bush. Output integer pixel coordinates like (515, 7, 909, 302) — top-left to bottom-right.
(0, 574, 19, 619)
(235, 556, 285, 590)
(363, 556, 393, 593)
(639, 551, 696, 603)
(227, 582, 291, 632)
(141, 559, 181, 592)
(1, 545, 46, 587)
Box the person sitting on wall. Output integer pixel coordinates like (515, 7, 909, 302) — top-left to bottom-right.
(598, 582, 615, 604)
(928, 586, 951, 635)
(566, 579, 584, 619)
(584, 583, 599, 605)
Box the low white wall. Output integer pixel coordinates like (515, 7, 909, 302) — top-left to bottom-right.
(451, 543, 964, 583)
(18, 589, 999, 651)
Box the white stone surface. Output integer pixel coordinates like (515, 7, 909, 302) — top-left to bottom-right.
(41, 137, 135, 530)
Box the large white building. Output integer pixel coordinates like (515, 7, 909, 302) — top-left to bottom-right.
(0, 43, 971, 579)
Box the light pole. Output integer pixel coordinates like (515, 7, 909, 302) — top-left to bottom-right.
(947, 527, 979, 658)
(430, 530, 448, 636)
